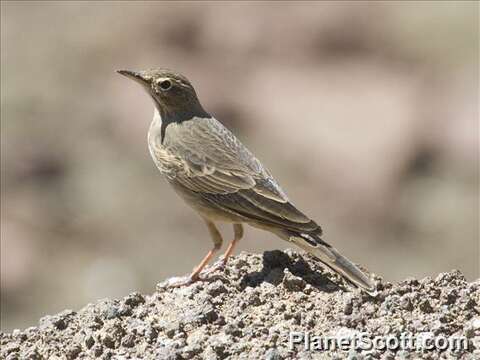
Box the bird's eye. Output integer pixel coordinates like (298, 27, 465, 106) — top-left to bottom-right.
(158, 80, 172, 91)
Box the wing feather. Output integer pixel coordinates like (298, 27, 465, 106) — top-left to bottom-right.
(163, 118, 320, 232)
(237, 190, 311, 223)
(200, 192, 319, 233)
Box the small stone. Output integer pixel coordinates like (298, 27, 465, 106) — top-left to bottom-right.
(207, 281, 227, 297)
(49, 310, 76, 330)
(85, 335, 95, 349)
(204, 308, 219, 323)
(103, 306, 120, 320)
(101, 350, 113, 360)
(394, 284, 412, 295)
(121, 334, 135, 348)
(435, 272, 449, 284)
(145, 326, 159, 343)
(405, 277, 419, 286)
(244, 290, 262, 306)
(224, 324, 242, 337)
(89, 316, 104, 330)
(165, 322, 180, 338)
(265, 348, 282, 360)
(343, 299, 353, 315)
(442, 288, 458, 305)
(411, 319, 424, 332)
(117, 304, 132, 317)
(234, 258, 248, 269)
(400, 295, 413, 311)
(214, 315, 226, 326)
(53, 318, 67, 330)
(208, 335, 230, 358)
(236, 319, 245, 328)
(419, 299, 433, 313)
(123, 293, 145, 307)
(66, 345, 82, 360)
(102, 334, 115, 349)
(92, 344, 103, 357)
(182, 344, 202, 358)
(363, 303, 376, 316)
(282, 270, 306, 292)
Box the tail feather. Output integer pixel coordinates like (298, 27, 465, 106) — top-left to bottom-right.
(290, 232, 376, 295)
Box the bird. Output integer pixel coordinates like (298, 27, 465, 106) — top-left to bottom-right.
(117, 68, 375, 294)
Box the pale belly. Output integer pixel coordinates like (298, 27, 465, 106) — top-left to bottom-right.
(168, 178, 248, 223)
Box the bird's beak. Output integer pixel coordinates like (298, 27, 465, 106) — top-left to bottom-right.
(116, 69, 151, 86)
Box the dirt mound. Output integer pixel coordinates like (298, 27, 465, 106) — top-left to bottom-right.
(1, 250, 478, 359)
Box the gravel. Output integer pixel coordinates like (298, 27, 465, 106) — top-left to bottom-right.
(1, 250, 479, 359)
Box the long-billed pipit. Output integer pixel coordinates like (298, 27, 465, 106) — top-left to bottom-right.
(118, 69, 375, 293)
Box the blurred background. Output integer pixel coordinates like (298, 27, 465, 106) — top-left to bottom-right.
(1, 1, 478, 331)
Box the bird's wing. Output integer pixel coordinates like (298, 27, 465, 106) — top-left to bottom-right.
(163, 118, 320, 231)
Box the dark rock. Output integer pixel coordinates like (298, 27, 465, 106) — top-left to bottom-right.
(123, 293, 145, 307)
(400, 295, 413, 311)
(84, 335, 95, 349)
(344, 299, 354, 315)
(263, 250, 291, 269)
(419, 299, 434, 313)
(66, 344, 82, 359)
(101, 334, 115, 349)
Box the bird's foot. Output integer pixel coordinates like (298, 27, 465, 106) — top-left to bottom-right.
(158, 272, 225, 289)
(157, 274, 200, 289)
(157, 257, 230, 289)
(200, 257, 227, 277)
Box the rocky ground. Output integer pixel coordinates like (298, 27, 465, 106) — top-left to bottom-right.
(1, 250, 479, 359)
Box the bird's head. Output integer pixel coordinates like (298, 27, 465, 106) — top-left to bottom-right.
(117, 68, 209, 122)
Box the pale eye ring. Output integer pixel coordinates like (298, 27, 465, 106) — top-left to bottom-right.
(158, 79, 172, 91)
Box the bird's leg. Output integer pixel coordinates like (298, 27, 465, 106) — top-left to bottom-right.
(190, 220, 223, 277)
(202, 223, 244, 275)
(164, 219, 223, 288)
(222, 223, 244, 265)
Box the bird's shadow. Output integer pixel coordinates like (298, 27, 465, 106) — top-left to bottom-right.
(239, 250, 345, 293)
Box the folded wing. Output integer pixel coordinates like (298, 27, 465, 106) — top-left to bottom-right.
(163, 117, 321, 234)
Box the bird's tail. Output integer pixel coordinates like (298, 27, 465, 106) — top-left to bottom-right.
(288, 231, 376, 295)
